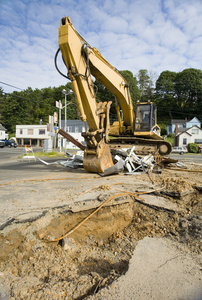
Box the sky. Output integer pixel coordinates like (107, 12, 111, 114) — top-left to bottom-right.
(0, 0, 202, 93)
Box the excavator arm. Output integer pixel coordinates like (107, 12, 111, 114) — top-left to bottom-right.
(56, 16, 172, 173)
(57, 16, 134, 172)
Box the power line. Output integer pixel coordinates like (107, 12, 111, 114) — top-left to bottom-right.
(157, 107, 201, 119)
(1, 92, 55, 109)
(1, 81, 201, 119)
(0, 81, 57, 108)
(0, 81, 24, 91)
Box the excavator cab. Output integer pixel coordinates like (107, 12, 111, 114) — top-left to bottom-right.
(134, 102, 155, 131)
(134, 102, 161, 135)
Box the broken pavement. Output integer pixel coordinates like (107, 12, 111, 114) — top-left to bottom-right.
(0, 154, 201, 299)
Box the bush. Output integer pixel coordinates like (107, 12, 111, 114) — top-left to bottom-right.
(187, 143, 199, 153)
(158, 123, 167, 136)
(164, 135, 174, 145)
(167, 133, 175, 138)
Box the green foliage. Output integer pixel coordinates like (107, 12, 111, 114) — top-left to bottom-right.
(94, 70, 140, 123)
(155, 70, 177, 120)
(137, 69, 155, 101)
(0, 67, 201, 136)
(188, 143, 199, 153)
(0, 83, 77, 135)
(175, 68, 202, 111)
(167, 133, 175, 138)
(158, 123, 167, 135)
(34, 151, 65, 157)
(120, 70, 141, 105)
(164, 135, 174, 145)
(155, 68, 202, 121)
(0, 87, 7, 124)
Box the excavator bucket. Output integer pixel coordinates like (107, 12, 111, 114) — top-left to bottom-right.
(83, 144, 114, 173)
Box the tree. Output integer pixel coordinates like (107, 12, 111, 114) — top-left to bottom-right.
(0, 88, 6, 125)
(94, 70, 140, 123)
(175, 68, 202, 117)
(120, 70, 141, 106)
(155, 68, 202, 121)
(137, 69, 150, 101)
(155, 70, 177, 120)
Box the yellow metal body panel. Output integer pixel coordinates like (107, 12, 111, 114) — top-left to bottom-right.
(58, 17, 134, 134)
(133, 131, 162, 140)
(57, 17, 171, 172)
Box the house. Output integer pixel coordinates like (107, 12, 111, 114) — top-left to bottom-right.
(16, 125, 50, 147)
(15, 120, 86, 149)
(60, 119, 86, 149)
(167, 117, 201, 135)
(175, 125, 202, 147)
(0, 124, 7, 140)
(186, 117, 201, 129)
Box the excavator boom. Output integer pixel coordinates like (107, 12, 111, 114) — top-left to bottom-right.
(56, 16, 172, 173)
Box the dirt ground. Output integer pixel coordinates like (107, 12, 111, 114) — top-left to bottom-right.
(0, 157, 201, 299)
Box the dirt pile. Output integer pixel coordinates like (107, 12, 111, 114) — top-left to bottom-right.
(0, 164, 201, 299)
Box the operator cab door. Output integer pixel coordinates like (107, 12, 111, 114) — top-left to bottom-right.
(134, 103, 156, 132)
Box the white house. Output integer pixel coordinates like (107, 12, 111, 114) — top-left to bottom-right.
(15, 120, 86, 149)
(167, 117, 201, 135)
(60, 119, 86, 149)
(16, 125, 50, 147)
(0, 124, 6, 140)
(175, 125, 202, 147)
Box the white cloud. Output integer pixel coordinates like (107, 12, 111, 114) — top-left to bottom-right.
(0, 0, 201, 93)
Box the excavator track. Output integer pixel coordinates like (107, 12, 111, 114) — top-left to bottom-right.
(109, 137, 172, 156)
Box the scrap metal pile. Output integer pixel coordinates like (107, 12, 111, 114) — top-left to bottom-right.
(102, 146, 155, 176)
(38, 146, 163, 176)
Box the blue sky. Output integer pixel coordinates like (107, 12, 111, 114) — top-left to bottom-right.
(0, 0, 202, 93)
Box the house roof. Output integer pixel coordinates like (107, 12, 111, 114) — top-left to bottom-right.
(177, 131, 192, 137)
(178, 128, 186, 133)
(171, 117, 201, 125)
(177, 125, 201, 136)
(0, 124, 6, 131)
(171, 119, 187, 124)
(187, 117, 201, 123)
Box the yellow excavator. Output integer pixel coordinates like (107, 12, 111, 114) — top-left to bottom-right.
(55, 17, 172, 173)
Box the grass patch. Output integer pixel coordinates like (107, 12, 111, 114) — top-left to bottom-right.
(19, 151, 67, 159)
(35, 151, 66, 158)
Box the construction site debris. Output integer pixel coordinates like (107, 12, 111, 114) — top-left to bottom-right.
(58, 128, 86, 151)
(38, 147, 155, 175)
(0, 158, 201, 299)
(99, 158, 125, 176)
(38, 146, 199, 177)
(37, 151, 84, 169)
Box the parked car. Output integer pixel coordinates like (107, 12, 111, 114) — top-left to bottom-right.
(172, 146, 188, 155)
(1, 139, 18, 148)
(0, 140, 5, 148)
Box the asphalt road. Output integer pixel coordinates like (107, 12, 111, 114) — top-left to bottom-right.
(0, 147, 69, 182)
(0, 146, 47, 161)
(0, 147, 202, 182)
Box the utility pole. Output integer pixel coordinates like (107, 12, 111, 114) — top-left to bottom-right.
(56, 100, 62, 152)
(59, 100, 62, 152)
(62, 89, 73, 150)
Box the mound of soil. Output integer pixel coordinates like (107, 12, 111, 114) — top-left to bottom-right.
(0, 162, 201, 299)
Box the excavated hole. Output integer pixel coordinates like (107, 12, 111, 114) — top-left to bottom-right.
(0, 189, 201, 300)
